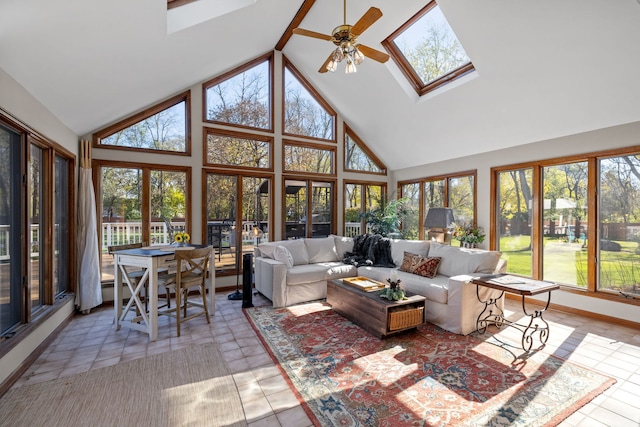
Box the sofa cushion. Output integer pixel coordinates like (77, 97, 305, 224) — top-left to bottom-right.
(286, 264, 329, 285)
(305, 237, 339, 263)
(280, 239, 310, 265)
(325, 263, 358, 279)
(274, 245, 293, 268)
(413, 257, 441, 279)
(391, 239, 430, 267)
(428, 242, 501, 277)
(399, 251, 422, 272)
(331, 235, 354, 259)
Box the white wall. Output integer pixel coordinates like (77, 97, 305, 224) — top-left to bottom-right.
(392, 120, 640, 325)
(0, 66, 79, 386)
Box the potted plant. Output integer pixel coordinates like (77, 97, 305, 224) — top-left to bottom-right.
(452, 222, 485, 248)
(360, 197, 414, 238)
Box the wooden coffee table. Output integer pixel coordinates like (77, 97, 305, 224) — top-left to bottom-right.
(327, 279, 426, 338)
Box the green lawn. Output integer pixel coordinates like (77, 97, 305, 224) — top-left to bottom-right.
(499, 235, 640, 294)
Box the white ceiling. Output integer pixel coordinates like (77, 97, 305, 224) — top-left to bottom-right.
(2, 0, 640, 170)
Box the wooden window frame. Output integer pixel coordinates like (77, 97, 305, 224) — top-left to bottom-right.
(343, 180, 387, 237)
(202, 52, 275, 133)
(398, 169, 478, 239)
(490, 146, 640, 307)
(282, 56, 337, 144)
(282, 139, 336, 177)
(381, 1, 475, 97)
(202, 168, 274, 275)
(203, 127, 274, 172)
(93, 91, 191, 156)
(282, 175, 337, 240)
(93, 159, 192, 269)
(343, 123, 387, 175)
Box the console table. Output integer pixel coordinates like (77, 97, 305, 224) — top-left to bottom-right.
(471, 275, 559, 352)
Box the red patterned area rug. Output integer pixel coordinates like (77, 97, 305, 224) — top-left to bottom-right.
(244, 302, 615, 427)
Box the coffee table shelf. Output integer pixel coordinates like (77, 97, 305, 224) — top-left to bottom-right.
(327, 279, 426, 338)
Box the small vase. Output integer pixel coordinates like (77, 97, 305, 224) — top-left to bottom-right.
(176, 242, 185, 247)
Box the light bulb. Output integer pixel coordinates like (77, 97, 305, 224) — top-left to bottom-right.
(326, 60, 337, 72)
(353, 47, 364, 65)
(345, 60, 357, 74)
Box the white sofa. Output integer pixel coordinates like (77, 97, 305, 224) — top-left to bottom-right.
(253, 235, 506, 335)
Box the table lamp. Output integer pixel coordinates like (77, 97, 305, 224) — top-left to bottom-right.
(424, 208, 455, 244)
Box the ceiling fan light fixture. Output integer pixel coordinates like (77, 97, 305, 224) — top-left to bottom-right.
(326, 59, 338, 72)
(353, 46, 365, 65)
(345, 57, 357, 74)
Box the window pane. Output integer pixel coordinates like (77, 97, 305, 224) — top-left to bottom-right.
(497, 169, 533, 277)
(0, 125, 22, 334)
(401, 183, 420, 239)
(101, 167, 143, 282)
(284, 67, 334, 140)
(285, 180, 307, 239)
(542, 162, 588, 287)
(599, 155, 640, 296)
(100, 101, 187, 152)
(205, 60, 271, 130)
(54, 155, 70, 295)
(424, 180, 445, 211)
(206, 174, 238, 272)
(29, 144, 44, 312)
(150, 170, 187, 245)
(345, 132, 383, 173)
(344, 184, 362, 237)
(205, 131, 270, 168)
(393, 3, 471, 86)
(449, 175, 474, 224)
(310, 182, 332, 238)
(243, 177, 271, 245)
(284, 144, 334, 174)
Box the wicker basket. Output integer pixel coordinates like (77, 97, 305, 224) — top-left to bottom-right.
(388, 305, 424, 331)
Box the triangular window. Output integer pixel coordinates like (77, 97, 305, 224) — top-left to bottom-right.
(344, 124, 386, 174)
(283, 57, 336, 142)
(382, 1, 474, 96)
(203, 52, 273, 132)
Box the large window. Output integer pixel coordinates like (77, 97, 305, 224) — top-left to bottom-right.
(344, 124, 386, 174)
(344, 182, 385, 237)
(203, 53, 273, 132)
(283, 58, 336, 142)
(492, 147, 640, 302)
(496, 168, 533, 277)
(599, 155, 640, 297)
(399, 183, 420, 240)
(94, 92, 190, 154)
(285, 179, 334, 239)
(98, 162, 190, 282)
(399, 171, 476, 241)
(382, 1, 474, 96)
(283, 142, 335, 175)
(0, 118, 74, 339)
(205, 172, 271, 273)
(204, 128, 272, 170)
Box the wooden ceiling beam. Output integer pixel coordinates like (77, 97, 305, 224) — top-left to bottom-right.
(275, 0, 316, 51)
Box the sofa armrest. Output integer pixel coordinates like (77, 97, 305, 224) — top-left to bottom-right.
(254, 256, 288, 307)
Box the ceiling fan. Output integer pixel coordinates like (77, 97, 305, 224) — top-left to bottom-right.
(292, 0, 390, 74)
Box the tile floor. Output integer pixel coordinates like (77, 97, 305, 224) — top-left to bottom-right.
(9, 292, 640, 427)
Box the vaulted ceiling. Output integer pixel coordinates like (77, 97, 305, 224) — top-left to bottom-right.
(2, 0, 640, 169)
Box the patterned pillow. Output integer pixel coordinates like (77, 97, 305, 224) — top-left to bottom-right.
(399, 251, 422, 272)
(412, 256, 442, 279)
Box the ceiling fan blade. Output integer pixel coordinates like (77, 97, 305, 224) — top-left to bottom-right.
(350, 7, 383, 36)
(358, 44, 390, 63)
(318, 53, 333, 73)
(293, 28, 333, 41)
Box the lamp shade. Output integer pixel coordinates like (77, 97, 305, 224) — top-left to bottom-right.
(424, 208, 455, 229)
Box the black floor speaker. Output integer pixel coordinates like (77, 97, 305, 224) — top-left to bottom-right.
(242, 253, 254, 308)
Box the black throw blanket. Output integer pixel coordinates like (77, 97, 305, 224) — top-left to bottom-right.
(342, 234, 395, 268)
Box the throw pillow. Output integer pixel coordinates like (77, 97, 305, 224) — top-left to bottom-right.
(412, 256, 442, 279)
(399, 251, 422, 273)
(274, 245, 294, 269)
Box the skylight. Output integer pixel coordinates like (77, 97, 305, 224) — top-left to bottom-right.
(382, 1, 474, 96)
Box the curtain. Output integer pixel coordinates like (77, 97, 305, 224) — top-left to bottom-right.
(76, 140, 102, 312)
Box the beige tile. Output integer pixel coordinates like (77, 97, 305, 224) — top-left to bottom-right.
(275, 405, 313, 427)
(242, 394, 274, 423)
(265, 388, 300, 413)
